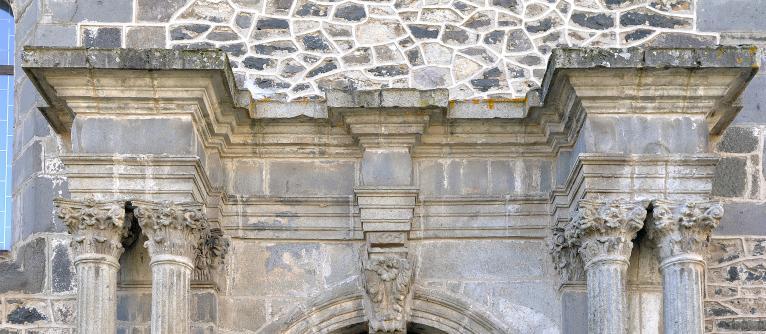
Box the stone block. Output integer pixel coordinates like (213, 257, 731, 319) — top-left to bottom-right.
(711, 157, 747, 198)
(12, 141, 42, 190)
(193, 292, 217, 322)
(32, 24, 77, 47)
(45, 0, 133, 22)
(50, 239, 74, 293)
(561, 291, 588, 334)
(116, 293, 152, 321)
(698, 0, 766, 32)
(266, 160, 355, 196)
(226, 160, 264, 196)
(136, 0, 187, 22)
(715, 203, 766, 235)
(361, 149, 412, 186)
(72, 116, 198, 155)
(13, 109, 51, 154)
(717, 126, 759, 153)
(81, 26, 122, 48)
(584, 116, 708, 154)
(126, 26, 166, 49)
(417, 240, 545, 280)
(0, 237, 45, 294)
(14, 177, 69, 242)
(229, 241, 359, 296)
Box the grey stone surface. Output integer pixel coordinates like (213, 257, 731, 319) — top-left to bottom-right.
(732, 75, 766, 125)
(717, 126, 759, 153)
(16, 177, 68, 241)
(46, 0, 133, 22)
(267, 161, 355, 196)
(712, 157, 748, 197)
(72, 117, 197, 155)
(11, 141, 41, 190)
(715, 203, 766, 235)
(137, 0, 187, 22)
(698, 0, 766, 32)
(50, 243, 73, 293)
(32, 24, 77, 47)
(81, 26, 122, 48)
(126, 26, 166, 49)
(117, 293, 152, 321)
(0, 238, 45, 294)
(362, 150, 412, 186)
(583, 116, 708, 154)
(562, 291, 588, 334)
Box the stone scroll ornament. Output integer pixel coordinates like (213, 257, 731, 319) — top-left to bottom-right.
(363, 255, 413, 333)
(55, 198, 131, 259)
(194, 227, 231, 281)
(549, 219, 585, 282)
(648, 200, 723, 259)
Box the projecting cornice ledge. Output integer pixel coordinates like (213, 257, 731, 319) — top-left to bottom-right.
(23, 46, 759, 138)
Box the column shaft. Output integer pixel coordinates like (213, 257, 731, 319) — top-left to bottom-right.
(75, 257, 119, 334)
(586, 260, 629, 334)
(661, 257, 705, 334)
(151, 256, 193, 334)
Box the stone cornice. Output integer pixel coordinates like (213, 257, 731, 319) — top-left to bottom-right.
(647, 199, 723, 264)
(23, 47, 758, 159)
(54, 197, 131, 261)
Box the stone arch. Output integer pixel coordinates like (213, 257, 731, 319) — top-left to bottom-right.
(260, 284, 513, 334)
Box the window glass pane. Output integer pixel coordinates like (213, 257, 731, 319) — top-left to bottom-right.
(0, 6, 12, 249)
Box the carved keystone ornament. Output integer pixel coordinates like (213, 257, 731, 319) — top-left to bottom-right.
(363, 255, 414, 333)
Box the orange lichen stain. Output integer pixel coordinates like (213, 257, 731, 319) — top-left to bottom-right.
(737, 57, 744, 64)
(448, 100, 456, 109)
(750, 46, 758, 56)
(487, 99, 495, 110)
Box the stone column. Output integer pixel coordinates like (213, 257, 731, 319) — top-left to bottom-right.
(647, 200, 723, 334)
(136, 202, 208, 334)
(571, 199, 646, 334)
(55, 198, 130, 334)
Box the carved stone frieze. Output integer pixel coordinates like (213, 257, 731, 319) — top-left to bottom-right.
(570, 199, 647, 267)
(135, 201, 209, 260)
(363, 255, 413, 333)
(647, 200, 723, 262)
(55, 197, 131, 259)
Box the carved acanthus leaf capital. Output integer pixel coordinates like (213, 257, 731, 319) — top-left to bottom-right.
(55, 197, 130, 259)
(363, 255, 413, 333)
(135, 201, 209, 260)
(648, 200, 723, 261)
(193, 227, 231, 281)
(549, 219, 585, 282)
(571, 199, 647, 267)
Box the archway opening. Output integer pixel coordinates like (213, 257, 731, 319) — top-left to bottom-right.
(331, 322, 448, 334)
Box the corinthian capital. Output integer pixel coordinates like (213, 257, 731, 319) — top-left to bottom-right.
(571, 199, 647, 267)
(55, 198, 130, 259)
(647, 200, 723, 262)
(135, 201, 209, 260)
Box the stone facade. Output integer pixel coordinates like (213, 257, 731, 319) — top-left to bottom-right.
(3, 0, 766, 333)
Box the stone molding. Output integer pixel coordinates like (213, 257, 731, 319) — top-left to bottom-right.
(647, 200, 723, 265)
(362, 254, 414, 333)
(54, 197, 131, 262)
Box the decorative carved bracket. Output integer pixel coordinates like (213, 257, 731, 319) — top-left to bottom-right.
(363, 254, 414, 333)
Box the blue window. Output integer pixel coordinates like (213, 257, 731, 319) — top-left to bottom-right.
(0, 3, 13, 249)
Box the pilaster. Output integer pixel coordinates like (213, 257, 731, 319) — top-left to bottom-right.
(647, 200, 723, 334)
(569, 199, 647, 334)
(55, 198, 131, 334)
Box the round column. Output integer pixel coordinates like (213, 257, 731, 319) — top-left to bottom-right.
(136, 202, 208, 334)
(572, 199, 646, 334)
(648, 200, 723, 334)
(56, 199, 129, 334)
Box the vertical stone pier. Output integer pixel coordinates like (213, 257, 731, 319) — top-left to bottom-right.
(55, 198, 130, 334)
(136, 201, 208, 334)
(648, 200, 723, 334)
(572, 199, 646, 334)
